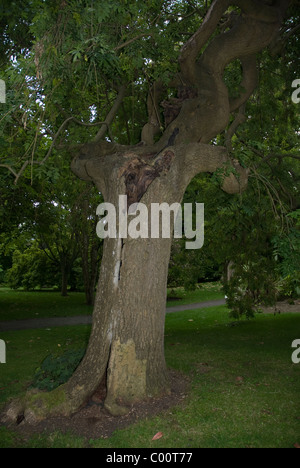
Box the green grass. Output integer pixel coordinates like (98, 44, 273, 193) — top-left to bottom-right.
(0, 289, 93, 321)
(0, 295, 299, 448)
(0, 283, 224, 321)
(0, 325, 91, 406)
(166, 282, 224, 307)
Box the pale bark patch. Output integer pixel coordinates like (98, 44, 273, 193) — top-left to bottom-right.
(105, 338, 147, 415)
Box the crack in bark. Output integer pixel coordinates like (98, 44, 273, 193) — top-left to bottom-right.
(113, 238, 123, 289)
(118, 239, 125, 282)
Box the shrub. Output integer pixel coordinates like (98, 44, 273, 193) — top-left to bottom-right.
(31, 349, 86, 391)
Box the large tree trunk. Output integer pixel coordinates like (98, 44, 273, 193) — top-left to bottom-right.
(57, 139, 245, 417)
(67, 234, 172, 416)
(60, 151, 189, 416)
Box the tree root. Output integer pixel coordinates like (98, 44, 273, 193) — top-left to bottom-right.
(0, 385, 73, 426)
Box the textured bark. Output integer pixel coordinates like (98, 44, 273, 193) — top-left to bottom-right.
(65, 140, 242, 415)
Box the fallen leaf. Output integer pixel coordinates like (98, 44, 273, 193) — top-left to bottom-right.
(152, 432, 163, 441)
(261, 408, 272, 415)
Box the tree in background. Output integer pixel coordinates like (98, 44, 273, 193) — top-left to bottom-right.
(0, 157, 102, 300)
(1, 0, 299, 423)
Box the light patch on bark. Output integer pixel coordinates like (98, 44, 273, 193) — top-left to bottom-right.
(113, 238, 122, 288)
(105, 338, 147, 415)
(107, 322, 113, 344)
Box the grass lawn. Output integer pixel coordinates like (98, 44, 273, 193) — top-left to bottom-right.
(0, 283, 224, 321)
(166, 282, 224, 307)
(0, 296, 299, 448)
(0, 288, 93, 321)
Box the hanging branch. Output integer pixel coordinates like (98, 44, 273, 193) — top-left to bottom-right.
(114, 33, 153, 52)
(0, 115, 109, 184)
(94, 84, 127, 142)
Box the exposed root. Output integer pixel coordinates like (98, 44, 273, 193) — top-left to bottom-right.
(0, 385, 72, 426)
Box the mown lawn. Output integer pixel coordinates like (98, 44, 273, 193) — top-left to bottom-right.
(0, 283, 224, 321)
(0, 288, 93, 321)
(0, 295, 299, 448)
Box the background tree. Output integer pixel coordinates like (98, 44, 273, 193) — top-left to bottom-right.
(1, 0, 298, 423)
(0, 155, 102, 300)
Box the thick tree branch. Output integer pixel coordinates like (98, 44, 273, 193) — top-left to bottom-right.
(179, 0, 228, 83)
(200, 15, 279, 75)
(179, 0, 290, 84)
(177, 142, 248, 194)
(141, 80, 165, 145)
(158, 0, 291, 147)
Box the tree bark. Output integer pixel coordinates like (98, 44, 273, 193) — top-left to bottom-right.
(69, 234, 173, 416)
(60, 261, 69, 297)
(63, 146, 188, 415)
(60, 140, 243, 416)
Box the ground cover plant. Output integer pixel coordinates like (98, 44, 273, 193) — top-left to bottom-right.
(0, 300, 299, 448)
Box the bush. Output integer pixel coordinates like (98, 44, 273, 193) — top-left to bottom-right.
(31, 349, 86, 391)
(276, 273, 300, 300)
(223, 257, 278, 319)
(5, 245, 59, 290)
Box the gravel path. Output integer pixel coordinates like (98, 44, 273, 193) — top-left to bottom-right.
(0, 299, 226, 332)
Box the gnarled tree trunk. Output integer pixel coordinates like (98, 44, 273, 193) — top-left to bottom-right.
(64, 142, 244, 416)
